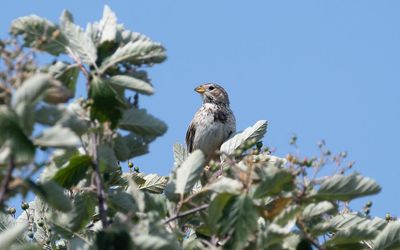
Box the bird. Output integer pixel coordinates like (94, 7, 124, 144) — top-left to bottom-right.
(186, 83, 236, 163)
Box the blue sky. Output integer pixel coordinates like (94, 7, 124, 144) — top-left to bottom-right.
(1, 1, 400, 217)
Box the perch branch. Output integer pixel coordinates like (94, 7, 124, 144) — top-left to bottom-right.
(0, 155, 15, 205)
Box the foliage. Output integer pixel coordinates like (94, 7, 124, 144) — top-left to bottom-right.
(0, 5, 397, 250)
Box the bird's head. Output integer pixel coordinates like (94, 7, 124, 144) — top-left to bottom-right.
(195, 83, 230, 106)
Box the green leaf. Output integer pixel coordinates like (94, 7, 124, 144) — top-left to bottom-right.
(99, 38, 166, 73)
(206, 176, 243, 194)
(253, 165, 294, 198)
(219, 194, 259, 249)
(113, 133, 153, 161)
(29, 180, 72, 212)
(108, 191, 137, 214)
(34, 124, 80, 148)
(53, 154, 92, 188)
(0, 221, 27, 249)
(220, 120, 268, 156)
(10, 15, 67, 55)
(97, 144, 120, 173)
(67, 192, 96, 232)
(374, 221, 400, 250)
(119, 108, 167, 137)
(108, 75, 154, 95)
(313, 173, 381, 201)
(208, 193, 235, 230)
(175, 150, 205, 195)
(60, 10, 97, 64)
(89, 76, 125, 128)
(138, 174, 168, 193)
(0, 106, 35, 164)
(302, 201, 336, 220)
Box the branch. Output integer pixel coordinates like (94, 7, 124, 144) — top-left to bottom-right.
(164, 204, 208, 224)
(297, 218, 326, 250)
(0, 155, 15, 205)
(90, 134, 108, 228)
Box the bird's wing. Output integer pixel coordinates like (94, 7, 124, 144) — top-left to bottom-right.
(185, 122, 196, 153)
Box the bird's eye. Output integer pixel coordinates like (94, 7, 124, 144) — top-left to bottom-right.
(208, 86, 215, 91)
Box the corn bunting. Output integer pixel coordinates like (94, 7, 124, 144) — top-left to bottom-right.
(186, 83, 236, 163)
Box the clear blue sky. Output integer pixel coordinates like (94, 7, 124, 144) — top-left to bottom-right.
(1, 1, 400, 218)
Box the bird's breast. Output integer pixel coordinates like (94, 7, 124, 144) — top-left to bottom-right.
(192, 104, 236, 159)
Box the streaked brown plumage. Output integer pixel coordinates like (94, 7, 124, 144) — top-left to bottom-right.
(186, 83, 236, 163)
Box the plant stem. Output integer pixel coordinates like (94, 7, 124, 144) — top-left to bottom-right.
(164, 204, 209, 224)
(0, 155, 15, 205)
(90, 134, 108, 228)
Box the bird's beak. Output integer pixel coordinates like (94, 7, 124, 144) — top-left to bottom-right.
(195, 86, 206, 94)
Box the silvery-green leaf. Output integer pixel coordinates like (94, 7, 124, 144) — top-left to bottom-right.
(108, 75, 154, 95)
(13, 74, 54, 106)
(28, 180, 72, 212)
(325, 213, 387, 244)
(97, 5, 117, 44)
(119, 108, 167, 137)
(220, 120, 268, 156)
(329, 213, 386, 231)
(272, 205, 300, 227)
(206, 177, 243, 194)
(313, 173, 381, 201)
(0, 222, 27, 249)
(13, 74, 57, 133)
(127, 179, 145, 212)
(0, 106, 35, 164)
(60, 10, 97, 64)
(100, 39, 166, 72)
(173, 143, 187, 167)
(175, 150, 205, 195)
(302, 201, 336, 220)
(34, 124, 80, 147)
(134, 234, 179, 250)
(373, 221, 400, 250)
(138, 174, 168, 193)
(10, 15, 67, 55)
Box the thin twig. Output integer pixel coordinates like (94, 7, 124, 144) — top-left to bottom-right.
(90, 134, 109, 228)
(0, 155, 15, 205)
(164, 204, 209, 224)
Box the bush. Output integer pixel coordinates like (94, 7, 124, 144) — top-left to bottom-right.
(0, 5, 398, 250)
